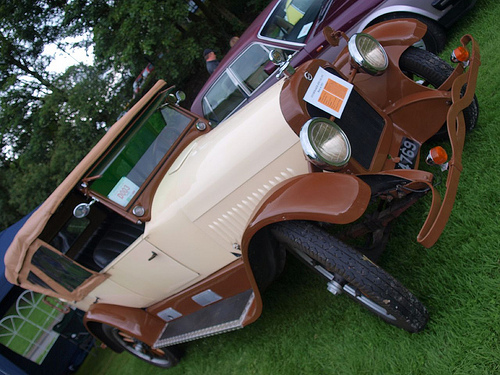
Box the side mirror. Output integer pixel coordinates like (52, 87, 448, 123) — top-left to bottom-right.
(167, 91, 186, 105)
(175, 91, 186, 103)
(269, 49, 295, 79)
(73, 198, 98, 218)
(269, 49, 287, 65)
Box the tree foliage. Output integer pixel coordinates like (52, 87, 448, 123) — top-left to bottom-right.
(0, 0, 267, 229)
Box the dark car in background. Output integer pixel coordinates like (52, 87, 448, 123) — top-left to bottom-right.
(190, 0, 476, 124)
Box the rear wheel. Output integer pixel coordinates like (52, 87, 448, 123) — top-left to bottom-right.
(400, 46, 479, 140)
(271, 221, 428, 333)
(102, 324, 180, 368)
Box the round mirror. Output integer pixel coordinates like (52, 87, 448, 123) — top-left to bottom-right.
(73, 198, 98, 218)
(73, 203, 91, 218)
(175, 91, 186, 103)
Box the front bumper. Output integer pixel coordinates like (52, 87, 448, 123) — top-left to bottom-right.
(417, 34, 480, 247)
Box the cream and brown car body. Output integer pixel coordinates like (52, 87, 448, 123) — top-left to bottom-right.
(4, 19, 479, 356)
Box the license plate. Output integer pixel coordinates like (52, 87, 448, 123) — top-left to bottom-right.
(395, 137, 420, 170)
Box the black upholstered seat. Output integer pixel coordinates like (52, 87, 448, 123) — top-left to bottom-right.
(93, 220, 144, 269)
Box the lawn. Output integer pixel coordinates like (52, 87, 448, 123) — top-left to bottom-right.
(0, 292, 62, 363)
(76, 0, 500, 373)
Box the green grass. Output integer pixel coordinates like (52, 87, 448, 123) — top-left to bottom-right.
(0, 293, 61, 363)
(76, 0, 500, 373)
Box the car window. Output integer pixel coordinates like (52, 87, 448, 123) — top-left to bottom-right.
(260, 0, 324, 43)
(202, 44, 295, 124)
(38, 189, 145, 272)
(88, 106, 192, 207)
(231, 44, 271, 91)
(31, 245, 93, 292)
(27, 271, 57, 292)
(50, 216, 90, 254)
(203, 72, 246, 124)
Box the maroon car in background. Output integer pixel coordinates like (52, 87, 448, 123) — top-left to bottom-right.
(190, 0, 476, 124)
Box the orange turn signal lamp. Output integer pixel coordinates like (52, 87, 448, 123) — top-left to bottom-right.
(426, 146, 448, 166)
(451, 46, 470, 64)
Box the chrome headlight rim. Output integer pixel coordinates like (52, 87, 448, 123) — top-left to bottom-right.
(348, 33, 388, 75)
(300, 117, 351, 171)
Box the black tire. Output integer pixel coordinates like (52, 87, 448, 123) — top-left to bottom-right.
(400, 46, 479, 140)
(371, 13, 447, 53)
(271, 221, 428, 333)
(102, 324, 180, 368)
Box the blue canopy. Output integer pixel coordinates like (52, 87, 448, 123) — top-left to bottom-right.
(0, 213, 34, 302)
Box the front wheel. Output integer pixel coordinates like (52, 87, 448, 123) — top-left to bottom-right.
(271, 221, 429, 333)
(102, 324, 180, 368)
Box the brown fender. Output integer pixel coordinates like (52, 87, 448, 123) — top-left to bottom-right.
(244, 173, 371, 237)
(333, 18, 427, 75)
(239, 172, 371, 325)
(84, 303, 165, 349)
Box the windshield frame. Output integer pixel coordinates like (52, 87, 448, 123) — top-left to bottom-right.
(80, 94, 202, 222)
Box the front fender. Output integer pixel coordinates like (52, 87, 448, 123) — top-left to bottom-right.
(238, 172, 370, 326)
(242, 173, 371, 249)
(333, 18, 427, 74)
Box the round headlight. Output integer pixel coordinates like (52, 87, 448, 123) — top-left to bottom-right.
(300, 118, 351, 170)
(348, 33, 388, 75)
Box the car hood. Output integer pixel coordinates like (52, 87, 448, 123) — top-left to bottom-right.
(150, 79, 305, 230)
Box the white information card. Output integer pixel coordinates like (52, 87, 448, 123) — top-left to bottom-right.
(303, 67, 353, 118)
(108, 176, 139, 207)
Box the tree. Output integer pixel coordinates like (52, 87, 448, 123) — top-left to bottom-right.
(0, 0, 270, 229)
(0, 63, 130, 229)
(0, 0, 67, 94)
(62, 0, 254, 89)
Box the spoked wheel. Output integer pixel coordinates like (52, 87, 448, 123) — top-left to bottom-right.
(102, 324, 179, 368)
(400, 46, 479, 140)
(271, 221, 429, 333)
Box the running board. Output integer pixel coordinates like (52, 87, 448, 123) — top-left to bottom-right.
(154, 289, 254, 348)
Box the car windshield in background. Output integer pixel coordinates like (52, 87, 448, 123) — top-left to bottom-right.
(260, 0, 325, 44)
(89, 106, 192, 207)
(203, 43, 294, 124)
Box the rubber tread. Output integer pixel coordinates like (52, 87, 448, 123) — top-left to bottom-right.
(101, 324, 180, 368)
(271, 221, 428, 332)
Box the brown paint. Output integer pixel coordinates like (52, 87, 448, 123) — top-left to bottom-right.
(417, 35, 480, 247)
(278, 19, 481, 248)
(241, 172, 371, 258)
(84, 303, 165, 346)
(238, 173, 372, 326)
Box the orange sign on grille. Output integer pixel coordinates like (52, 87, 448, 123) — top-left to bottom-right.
(303, 67, 353, 118)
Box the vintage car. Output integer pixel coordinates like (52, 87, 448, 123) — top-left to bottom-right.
(190, 0, 477, 125)
(4, 19, 479, 369)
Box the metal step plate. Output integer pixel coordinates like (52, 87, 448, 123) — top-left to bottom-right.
(154, 289, 254, 348)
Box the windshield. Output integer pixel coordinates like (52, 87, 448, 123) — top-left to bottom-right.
(31, 246, 93, 292)
(89, 105, 192, 206)
(260, 0, 324, 44)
